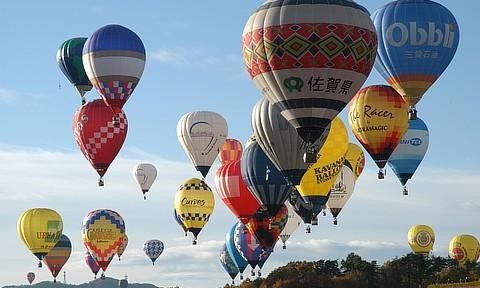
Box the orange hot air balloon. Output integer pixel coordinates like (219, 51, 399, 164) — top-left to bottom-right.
(218, 138, 243, 165)
(246, 205, 288, 250)
(348, 85, 408, 179)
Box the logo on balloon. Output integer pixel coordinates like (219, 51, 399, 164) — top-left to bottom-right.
(181, 197, 206, 206)
(416, 231, 432, 248)
(385, 22, 456, 48)
(283, 77, 304, 93)
(400, 138, 422, 146)
(452, 246, 465, 262)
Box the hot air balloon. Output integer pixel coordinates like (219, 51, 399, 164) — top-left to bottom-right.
(220, 244, 239, 284)
(57, 37, 92, 104)
(226, 223, 248, 280)
(449, 235, 480, 266)
(85, 251, 100, 279)
(133, 163, 157, 199)
(17, 208, 63, 267)
(257, 249, 272, 277)
(241, 139, 292, 217)
(388, 118, 429, 195)
(177, 111, 228, 178)
(349, 85, 409, 179)
(73, 99, 128, 186)
(234, 222, 263, 276)
(83, 24, 146, 118)
(117, 235, 128, 261)
(43, 234, 72, 283)
(279, 203, 302, 249)
(82, 209, 125, 278)
(27, 272, 35, 285)
(242, 0, 377, 162)
(252, 97, 329, 184)
(296, 117, 348, 223)
(214, 160, 260, 224)
(218, 138, 243, 165)
(247, 205, 288, 250)
(289, 188, 315, 233)
(175, 178, 215, 244)
(144, 239, 164, 266)
(326, 165, 356, 225)
(408, 225, 435, 256)
(372, 0, 460, 119)
(173, 209, 188, 237)
(345, 143, 366, 180)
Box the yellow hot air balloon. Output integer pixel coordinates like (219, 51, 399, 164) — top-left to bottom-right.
(296, 118, 348, 224)
(175, 178, 215, 245)
(449, 234, 480, 266)
(408, 225, 435, 256)
(344, 143, 365, 181)
(348, 85, 408, 179)
(17, 208, 63, 267)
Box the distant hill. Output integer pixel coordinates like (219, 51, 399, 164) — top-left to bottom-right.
(3, 277, 162, 288)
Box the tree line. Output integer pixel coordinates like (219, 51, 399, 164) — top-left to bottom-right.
(224, 253, 480, 288)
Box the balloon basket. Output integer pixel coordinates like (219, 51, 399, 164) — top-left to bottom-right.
(251, 270, 255, 276)
(402, 187, 408, 196)
(303, 151, 317, 164)
(38, 261, 42, 268)
(306, 226, 311, 234)
(283, 244, 286, 249)
(378, 170, 385, 179)
(333, 219, 338, 225)
(98, 177, 104, 186)
(240, 275, 244, 280)
(409, 107, 417, 120)
(258, 271, 262, 277)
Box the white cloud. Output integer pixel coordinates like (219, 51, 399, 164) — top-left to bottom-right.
(150, 49, 182, 63)
(149, 48, 241, 70)
(0, 88, 44, 104)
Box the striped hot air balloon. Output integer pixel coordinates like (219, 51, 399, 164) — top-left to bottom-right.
(43, 234, 72, 283)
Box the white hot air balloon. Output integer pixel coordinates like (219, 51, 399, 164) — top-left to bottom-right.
(326, 165, 356, 225)
(279, 203, 302, 249)
(177, 111, 228, 177)
(133, 163, 157, 199)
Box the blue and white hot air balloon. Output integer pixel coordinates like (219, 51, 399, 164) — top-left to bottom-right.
(225, 223, 248, 280)
(372, 0, 460, 119)
(83, 24, 146, 115)
(143, 239, 164, 266)
(388, 118, 429, 195)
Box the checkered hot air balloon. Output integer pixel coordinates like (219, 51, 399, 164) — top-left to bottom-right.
(246, 204, 288, 250)
(233, 222, 263, 276)
(57, 37, 92, 105)
(348, 85, 409, 179)
(43, 234, 71, 283)
(83, 24, 145, 118)
(143, 239, 164, 266)
(214, 160, 261, 224)
(81, 209, 126, 278)
(174, 178, 215, 245)
(73, 99, 128, 186)
(242, 0, 377, 162)
(372, 0, 460, 119)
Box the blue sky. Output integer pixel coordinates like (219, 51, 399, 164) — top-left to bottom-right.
(0, 0, 478, 287)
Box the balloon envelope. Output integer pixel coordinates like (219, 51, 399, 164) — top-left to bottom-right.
(246, 205, 288, 250)
(83, 24, 146, 114)
(43, 234, 72, 282)
(81, 209, 126, 272)
(408, 225, 435, 255)
(279, 203, 302, 249)
(388, 118, 429, 193)
(57, 37, 92, 99)
(214, 160, 260, 223)
(218, 138, 243, 165)
(234, 222, 262, 268)
(345, 143, 366, 180)
(372, 0, 460, 115)
(117, 235, 128, 260)
(220, 243, 239, 282)
(144, 239, 164, 265)
(226, 223, 248, 276)
(17, 208, 63, 265)
(73, 99, 128, 184)
(449, 235, 480, 266)
(326, 165, 356, 224)
(241, 140, 292, 217)
(27, 272, 35, 284)
(85, 251, 100, 278)
(252, 98, 329, 185)
(133, 163, 157, 198)
(242, 0, 377, 144)
(177, 111, 228, 177)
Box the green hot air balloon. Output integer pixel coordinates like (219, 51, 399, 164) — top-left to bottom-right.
(57, 38, 92, 104)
